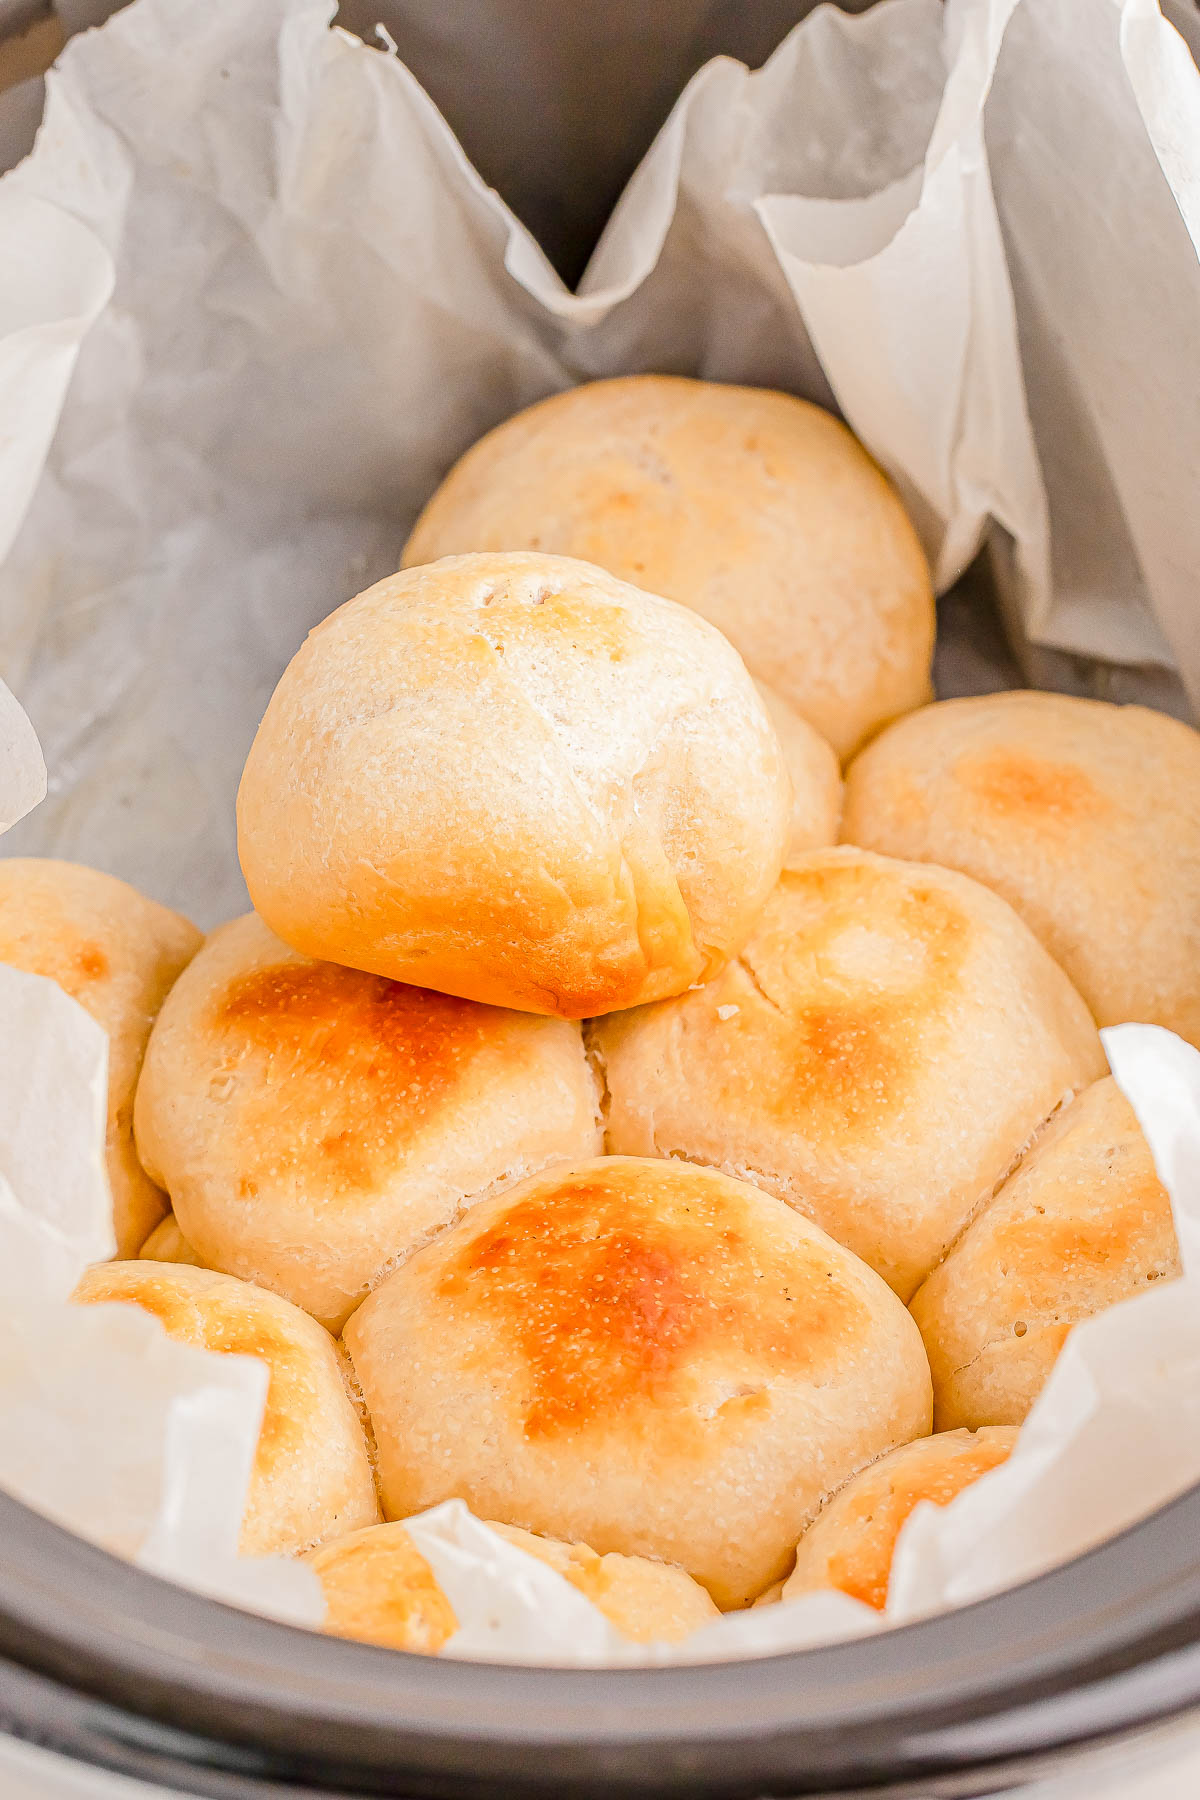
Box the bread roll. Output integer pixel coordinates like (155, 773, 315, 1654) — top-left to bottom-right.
(344, 1156, 932, 1609)
(403, 377, 934, 758)
(134, 912, 601, 1331)
(593, 848, 1106, 1300)
(0, 859, 201, 1255)
(139, 1214, 202, 1267)
(305, 1522, 457, 1653)
(71, 1262, 379, 1554)
(484, 1522, 719, 1643)
(841, 692, 1200, 1044)
(910, 1078, 1179, 1429)
(305, 1518, 718, 1652)
(753, 682, 842, 860)
(782, 1427, 1017, 1609)
(237, 551, 791, 1019)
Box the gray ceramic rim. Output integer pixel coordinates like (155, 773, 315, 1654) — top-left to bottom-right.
(3, 1481, 1200, 1797)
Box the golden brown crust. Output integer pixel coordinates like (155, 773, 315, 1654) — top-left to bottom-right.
(910, 1078, 1180, 1428)
(403, 377, 934, 759)
(840, 692, 1200, 1045)
(304, 1522, 458, 1653)
(133, 912, 602, 1330)
(71, 1262, 379, 1554)
(344, 1156, 932, 1609)
(0, 859, 201, 1255)
(592, 848, 1106, 1300)
(783, 1428, 1017, 1609)
(237, 551, 791, 1019)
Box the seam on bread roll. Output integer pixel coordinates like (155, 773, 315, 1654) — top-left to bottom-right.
(335, 1338, 383, 1510)
(915, 1085, 1083, 1285)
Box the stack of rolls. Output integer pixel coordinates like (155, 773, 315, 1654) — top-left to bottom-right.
(8, 375, 1194, 1649)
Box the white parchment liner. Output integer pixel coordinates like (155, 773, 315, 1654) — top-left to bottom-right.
(2, 0, 1200, 1659)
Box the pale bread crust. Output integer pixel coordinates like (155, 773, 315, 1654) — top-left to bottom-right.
(403, 376, 934, 759)
(71, 1261, 379, 1554)
(841, 692, 1200, 1044)
(237, 551, 791, 1020)
(753, 681, 842, 861)
(592, 848, 1106, 1300)
(306, 1518, 718, 1651)
(782, 1427, 1017, 1608)
(133, 912, 602, 1330)
(138, 1214, 203, 1266)
(344, 1156, 933, 1610)
(910, 1078, 1180, 1428)
(0, 859, 201, 1255)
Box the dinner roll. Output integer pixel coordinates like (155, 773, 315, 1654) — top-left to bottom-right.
(134, 912, 601, 1330)
(305, 1522, 458, 1653)
(238, 552, 791, 1019)
(910, 1078, 1179, 1429)
(0, 859, 200, 1255)
(139, 1214, 202, 1267)
(753, 682, 842, 860)
(344, 1156, 932, 1609)
(484, 1522, 720, 1643)
(305, 1518, 718, 1652)
(403, 377, 934, 758)
(593, 848, 1106, 1300)
(841, 692, 1200, 1044)
(71, 1262, 379, 1554)
(782, 1428, 1017, 1609)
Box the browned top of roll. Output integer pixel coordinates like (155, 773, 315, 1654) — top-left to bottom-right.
(134, 912, 600, 1330)
(345, 1155, 931, 1609)
(237, 551, 791, 1018)
(594, 848, 1106, 1300)
(783, 1427, 1018, 1609)
(841, 691, 1200, 1045)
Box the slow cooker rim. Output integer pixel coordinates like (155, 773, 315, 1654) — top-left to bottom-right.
(3, 1480, 1200, 1796)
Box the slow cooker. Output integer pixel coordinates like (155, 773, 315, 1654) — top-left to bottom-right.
(3, 1, 1200, 1794)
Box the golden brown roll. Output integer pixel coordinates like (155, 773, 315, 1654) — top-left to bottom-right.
(782, 1428, 1018, 1609)
(237, 551, 792, 1019)
(753, 682, 842, 860)
(305, 1518, 718, 1652)
(0, 859, 201, 1255)
(592, 848, 1106, 1301)
(403, 377, 934, 759)
(305, 1522, 458, 1653)
(840, 692, 1200, 1044)
(133, 911, 601, 1331)
(344, 1156, 933, 1610)
(910, 1078, 1180, 1429)
(71, 1262, 379, 1555)
(138, 1214, 203, 1267)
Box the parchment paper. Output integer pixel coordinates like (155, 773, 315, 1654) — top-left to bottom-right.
(2, 0, 1200, 1658)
